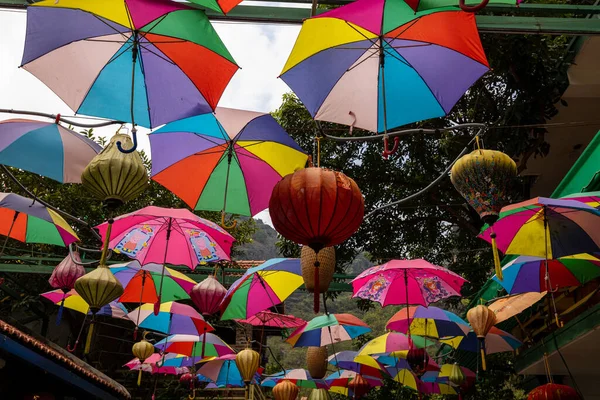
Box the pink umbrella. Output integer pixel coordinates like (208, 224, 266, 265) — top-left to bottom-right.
(125, 353, 190, 375)
(237, 311, 305, 329)
(351, 259, 467, 307)
(97, 206, 235, 311)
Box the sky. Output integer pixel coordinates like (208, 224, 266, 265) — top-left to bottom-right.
(0, 6, 303, 226)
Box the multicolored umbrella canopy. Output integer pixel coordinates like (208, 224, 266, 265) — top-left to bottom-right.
(41, 289, 128, 319)
(220, 258, 302, 320)
(262, 369, 328, 389)
(197, 355, 260, 386)
(150, 108, 308, 217)
(357, 333, 426, 357)
(352, 259, 467, 307)
(0, 193, 79, 247)
(401, 0, 518, 12)
(110, 261, 196, 303)
(440, 326, 522, 354)
(280, 0, 488, 133)
(386, 306, 471, 338)
(286, 314, 371, 347)
(154, 333, 234, 358)
(422, 363, 476, 387)
(128, 302, 213, 335)
(125, 353, 189, 375)
(384, 367, 426, 392)
(492, 254, 600, 294)
(182, 0, 242, 14)
(373, 353, 439, 373)
(325, 370, 383, 391)
(328, 351, 383, 377)
(97, 206, 234, 268)
(237, 311, 305, 329)
(0, 119, 101, 183)
(488, 292, 547, 324)
(22, 0, 238, 129)
(479, 197, 600, 258)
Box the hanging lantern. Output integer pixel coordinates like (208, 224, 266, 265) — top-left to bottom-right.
(450, 148, 516, 281)
(273, 380, 299, 400)
(270, 167, 364, 313)
(309, 389, 332, 400)
(301, 246, 335, 294)
(466, 305, 496, 371)
(49, 251, 85, 325)
(235, 348, 260, 384)
(179, 373, 194, 385)
(406, 347, 429, 376)
(190, 275, 227, 315)
(527, 383, 580, 400)
(306, 346, 328, 379)
(132, 333, 154, 386)
(81, 133, 148, 209)
(348, 374, 370, 399)
(448, 363, 465, 387)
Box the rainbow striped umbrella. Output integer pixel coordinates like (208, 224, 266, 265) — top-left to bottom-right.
(154, 333, 234, 358)
(128, 302, 213, 335)
(325, 370, 383, 396)
(357, 333, 426, 357)
(440, 327, 521, 354)
(328, 351, 384, 377)
(220, 259, 302, 320)
(0, 193, 79, 247)
(41, 289, 128, 319)
(150, 108, 308, 218)
(286, 314, 371, 347)
(386, 306, 470, 338)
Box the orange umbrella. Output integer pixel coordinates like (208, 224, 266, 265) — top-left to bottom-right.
(488, 292, 546, 323)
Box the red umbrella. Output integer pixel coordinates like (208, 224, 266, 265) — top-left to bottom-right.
(236, 311, 305, 329)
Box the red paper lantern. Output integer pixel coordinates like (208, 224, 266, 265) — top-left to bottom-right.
(190, 275, 227, 315)
(528, 383, 580, 400)
(269, 167, 364, 312)
(406, 347, 429, 376)
(49, 251, 85, 292)
(180, 372, 194, 386)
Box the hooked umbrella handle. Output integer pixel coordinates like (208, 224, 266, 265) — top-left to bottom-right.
(459, 0, 489, 12)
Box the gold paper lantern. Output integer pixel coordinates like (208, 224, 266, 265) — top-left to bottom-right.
(301, 246, 335, 294)
(132, 334, 154, 386)
(448, 363, 465, 387)
(235, 348, 260, 384)
(81, 133, 148, 208)
(273, 380, 299, 400)
(306, 346, 328, 379)
(309, 389, 332, 400)
(466, 305, 497, 371)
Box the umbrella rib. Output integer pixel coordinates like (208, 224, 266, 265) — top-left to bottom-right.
(138, 43, 177, 66)
(139, 14, 169, 37)
(347, 47, 380, 72)
(90, 14, 130, 42)
(387, 18, 421, 42)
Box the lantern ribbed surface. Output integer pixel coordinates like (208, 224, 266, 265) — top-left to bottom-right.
(309, 388, 332, 400)
(190, 275, 227, 315)
(527, 383, 580, 400)
(301, 246, 335, 293)
(348, 374, 370, 399)
(74, 264, 124, 313)
(306, 346, 328, 379)
(49, 252, 85, 292)
(132, 339, 154, 362)
(450, 149, 516, 224)
(448, 363, 465, 387)
(273, 380, 299, 400)
(236, 348, 260, 384)
(81, 133, 148, 208)
(467, 305, 496, 338)
(269, 167, 364, 252)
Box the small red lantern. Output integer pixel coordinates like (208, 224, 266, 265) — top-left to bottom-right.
(180, 372, 194, 387)
(190, 275, 227, 315)
(528, 383, 580, 400)
(348, 374, 370, 399)
(269, 167, 364, 312)
(49, 252, 85, 324)
(406, 347, 429, 376)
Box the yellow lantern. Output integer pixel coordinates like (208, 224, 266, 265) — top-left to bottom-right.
(273, 380, 299, 400)
(306, 346, 328, 379)
(448, 363, 465, 387)
(466, 305, 497, 371)
(132, 333, 154, 386)
(451, 148, 517, 280)
(235, 348, 260, 384)
(309, 389, 332, 400)
(81, 133, 148, 208)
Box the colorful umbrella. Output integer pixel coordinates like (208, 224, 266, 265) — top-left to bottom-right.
(150, 108, 308, 218)
(561, 191, 600, 206)
(155, 333, 235, 358)
(0, 119, 101, 183)
(401, 0, 518, 12)
(97, 206, 234, 307)
(41, 289, 129, 319)
(357, 333, 426, 357)
(440, 326, 522, 354)
(352, 259, 467, 307)
(110, 261, 196, 303)
(373, 353, 439, 372)
(325, 370, 383, 393)
(22, 0, 238, 138)
(125, 353, 189, 375)
(327, 351, 383, 377)
(286, 314, 371, 347)
(262, 369, 329, 389)
(492, 254, 600, 294)
(197, 354, 261, 386)
(385, 306, 470, 338)
(220, 258, 302, 320)
(384, 367, 425, 392)
(280, 0, 488, 134)
(128, 302, 213, 335)
(236, 311, 305, 329)
(182, 0, 242, 14)
(488, 292, 546, 324)
(479, 197, 600, 258)
(0, 193, 79, 247)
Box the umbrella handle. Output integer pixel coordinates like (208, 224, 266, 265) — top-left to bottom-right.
(459, 0, 489, 12)
(116, 128, 138, 153)
(382, 136, 399, 159)
(221, 212, 237, 229)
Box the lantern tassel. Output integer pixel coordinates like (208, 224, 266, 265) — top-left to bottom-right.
(480, 339, 487, 371)
(56, 295, 65, 326)
(137, 369, 143, 386)
(490, 232, 502, 281)
(313, 260, 320, 314)
(84, 321, 94, 355)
